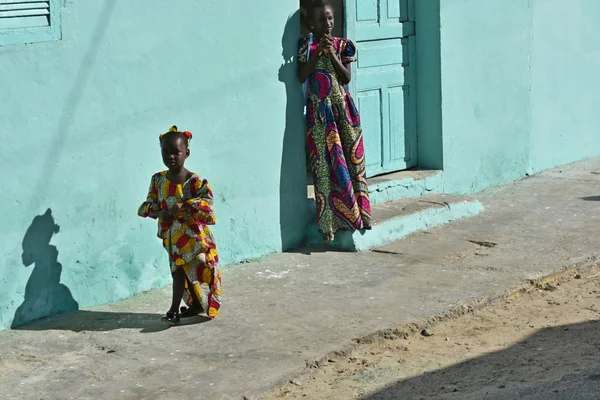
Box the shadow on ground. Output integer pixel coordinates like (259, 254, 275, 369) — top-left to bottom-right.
(12, 310, 211, 333)
(581, 195, 600, 201)
(365, 320, 600, 400)
(285, 245, 351, 255)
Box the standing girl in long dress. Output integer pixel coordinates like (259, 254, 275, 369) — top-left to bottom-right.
(297, 1, 372, 243)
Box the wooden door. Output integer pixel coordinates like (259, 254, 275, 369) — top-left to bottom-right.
(345, 0, 417, 177)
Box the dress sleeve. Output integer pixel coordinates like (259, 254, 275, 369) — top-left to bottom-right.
(183, 177, 216, 225)
(341, 39, 357, 64)
(138, 174, 161, 219)
(298, 36, 309, 64)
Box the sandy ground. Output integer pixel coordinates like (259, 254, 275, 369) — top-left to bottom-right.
(264, 265, 600, 400)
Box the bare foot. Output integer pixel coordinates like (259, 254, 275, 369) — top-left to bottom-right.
(322, 233, 335, 243)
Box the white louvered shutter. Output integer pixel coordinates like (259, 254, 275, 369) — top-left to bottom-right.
(0, 1, 50, 30)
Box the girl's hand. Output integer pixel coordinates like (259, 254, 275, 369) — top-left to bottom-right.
(316, 42, 328, 55)
(323, 35, 336, 56)
(170, 203, 185, 219)
(320, 36, 333, 48)
(317, 36, 333, 55)
(160, 210, 173, 222)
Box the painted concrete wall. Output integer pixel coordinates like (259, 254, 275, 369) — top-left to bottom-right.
(0, 1, 306, 330)
(437, 0, 532, 194)
(429, 0, 600, 193)
(529, 0, 600, 173)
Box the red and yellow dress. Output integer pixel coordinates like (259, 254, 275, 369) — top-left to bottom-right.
(138, 171, 222, 318)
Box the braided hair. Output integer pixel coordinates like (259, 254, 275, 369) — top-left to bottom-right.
(159, 125, 193, 147)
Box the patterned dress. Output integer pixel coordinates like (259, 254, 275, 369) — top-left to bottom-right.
(138, 171, 222, 318)
(298, 36, 372, 235)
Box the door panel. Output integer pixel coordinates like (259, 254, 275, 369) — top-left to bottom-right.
(346, 0, 417, 177)
(356, 0, 378, 22)
(388, 86, 406, 165)
(356, 38, 403, 69)
(357, 90, 383, 175)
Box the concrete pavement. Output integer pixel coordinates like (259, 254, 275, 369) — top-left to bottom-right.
(2, 158, 600, 399)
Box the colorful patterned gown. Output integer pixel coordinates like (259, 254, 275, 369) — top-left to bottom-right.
(138, 171, 222, 318)
(298, 36, 372, 235)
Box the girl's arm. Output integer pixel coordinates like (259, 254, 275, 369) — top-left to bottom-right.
(326, 36, 351, 84)
(138, 175, 162, 219)
(327, 49, 351, 84)
(180, 177, 216, 225)
(297, 36, 330, 83)
(297, 51, 321, 83)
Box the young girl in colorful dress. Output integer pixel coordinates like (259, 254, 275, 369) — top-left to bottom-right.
(297, 0, 372, 243)
(138, 126, 222, 326)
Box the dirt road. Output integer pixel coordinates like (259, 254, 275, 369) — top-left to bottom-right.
(265, 266, 600, 400)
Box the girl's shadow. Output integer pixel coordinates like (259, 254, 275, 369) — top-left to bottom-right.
(278, 10, 309, 251)
(12, 209, 79, 328)
(12, 209, 209, 333)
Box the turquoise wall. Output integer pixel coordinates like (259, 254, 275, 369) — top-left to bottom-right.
(432, 0, 600, 193)
(0, 1, 307, 330)
(529, 0, 600, 173)
(437, 0, 532, 194)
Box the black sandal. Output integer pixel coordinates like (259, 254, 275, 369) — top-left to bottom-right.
(160, 310, 180, 326)
(180, 305, 204, 319)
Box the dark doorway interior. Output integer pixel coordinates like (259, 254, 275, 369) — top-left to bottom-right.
(300, 0, 344, 38)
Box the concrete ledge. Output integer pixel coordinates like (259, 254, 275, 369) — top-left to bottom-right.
(307, 169, 444, 219)
(368, 169, 443, 206)
(305, 194, 484, 251)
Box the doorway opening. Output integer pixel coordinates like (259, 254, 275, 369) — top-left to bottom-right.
(300, 0, 443, 198)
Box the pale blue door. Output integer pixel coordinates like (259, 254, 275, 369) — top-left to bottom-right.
(345, 0, 417, 177)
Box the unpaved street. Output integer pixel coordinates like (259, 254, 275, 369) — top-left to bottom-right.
(265, 265, 600, 400)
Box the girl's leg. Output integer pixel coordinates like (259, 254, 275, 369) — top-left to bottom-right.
(160, 268, 185, 325)
(180, 275, 205, 318)
(169, 268, 186, 313)
(187, 276, 204, 310)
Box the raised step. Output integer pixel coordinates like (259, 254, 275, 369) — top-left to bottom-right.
(368, 169, 444, 206)
(308, 169, 443, 207)
(304, 193, 484, 251)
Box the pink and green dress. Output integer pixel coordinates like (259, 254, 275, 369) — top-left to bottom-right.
(298, 36, 372, 235)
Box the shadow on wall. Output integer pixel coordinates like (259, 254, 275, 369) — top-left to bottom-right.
(31, 0, 116, 210)
(415, 0, 444, 170)
(364, 320, 600, 399)
(11, 209, 79, 328)
(278, 10, 308, 251)
(10, 209, 198, 334)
